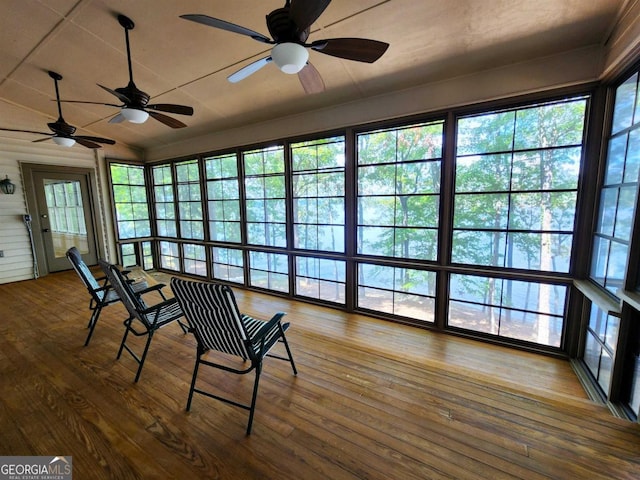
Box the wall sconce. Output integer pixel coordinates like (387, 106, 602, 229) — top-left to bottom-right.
(0, 175, 16, 194)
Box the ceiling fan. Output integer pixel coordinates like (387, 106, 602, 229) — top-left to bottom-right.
(0, 71, 115, 149)
(181, 0, 389, 94)
(61, 14, 194, 128)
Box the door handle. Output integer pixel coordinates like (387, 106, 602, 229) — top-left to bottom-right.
(42, 228, 50, 232)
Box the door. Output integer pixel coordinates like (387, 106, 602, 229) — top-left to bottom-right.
(32, 171, 98, 272)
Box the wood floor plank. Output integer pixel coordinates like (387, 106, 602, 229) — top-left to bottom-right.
(1, 270, 639, 479)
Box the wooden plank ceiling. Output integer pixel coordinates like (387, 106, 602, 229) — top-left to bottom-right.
(0, 0, 625, 153)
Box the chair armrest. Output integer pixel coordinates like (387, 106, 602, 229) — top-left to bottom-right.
(136, 283, 165, 296)
(92, 284, 111, 294)
(251, 312, 286, 344)
(139, 296, 179, 316)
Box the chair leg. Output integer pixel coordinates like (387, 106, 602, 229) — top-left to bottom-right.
(84, 306, 102, 346)
(186, 357, 201, 412)
(177, 320, 189, 334)
(134, 331, 155, 383)
(87, 300, 97, 328)
(279, 328, 298, 375)
(117, 320, 132, 360)
(246, 363, 262, 435)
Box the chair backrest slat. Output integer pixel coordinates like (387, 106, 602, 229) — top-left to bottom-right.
(171, 278, 251, 359)
(99, 260, 148, 324)
(66, 246, 104, 301)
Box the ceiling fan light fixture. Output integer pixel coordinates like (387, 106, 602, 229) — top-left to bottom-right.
(121, 107, 149, 124)
(52, 136, 76, 147)
(271, 42, 309, 74)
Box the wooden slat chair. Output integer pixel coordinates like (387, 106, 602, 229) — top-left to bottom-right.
(99, 260, 188, 382)
(65, 246, 159, 346)
(170, 277, 297, 435)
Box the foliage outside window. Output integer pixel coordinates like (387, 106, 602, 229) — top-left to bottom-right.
(249, 251, 288, 293)
(292, 136, 345, 252)
(591, 72, 640, 294)
(176, 160, 204, 240)
(358, 263, 435, 322)
(183, 243, 207, 276)
(205, 153, 241, 243)
(296, 256, 345, 304)
(454, 98, 586, 272)
(109, 164, 151, 239)
(244, 146, 286, 247)
(159, 240, 179, 271)
(357, 121, 442, 260)
(212, 246, 244, 284)
(448, 274, 566, 347)
(120, 243, 137, 267)
(152, 165, 177, 237)
(124, 92, 595, 353)
(119, 241, 153, 270)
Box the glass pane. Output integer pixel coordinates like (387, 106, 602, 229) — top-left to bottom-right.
(604, 314, 620, 353)
(451, 230, 507, 267)
(357, 121, 443, 261)
(629, 353, 640, 415)
(590, 236, 609, 285)
(584, 332, 601, 380)
(588, 304, 607, 342)
(249, 250, 289, 293)
(44, 179, 88, 257)
(212, 247, 244, 284)
(159, 241, 180, 271)
(514, 100, 586, 149)
(598, 349, 613, 393)
(605, 134, 627, 185)
(604, 241, 627, 293)
(456, 154, 511, 192)
(453, 194, 509, 229)
(625, 128, 640, 183)
(295, 256, 346, 304)
(596, 188, 618, 237)
(455, 98, 585, 275)
(457, 111, 515, 155)
(357, 263, 435, 323)
(611, 73, 637, 134)
(448, 274, 564, 347)
(614, 186, 636, 240)
(142, 241, 153, 270)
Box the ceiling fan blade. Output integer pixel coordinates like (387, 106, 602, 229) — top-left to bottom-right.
(148, 111, 187, 128)
(180, 14, 272, 43)
(298, 62, 325, 94)
(228, 57, 272, 83)
(74, 137, 103, 149)
(58, 99, 122, 108)
(98, 84, 131, 104)
(109, 113, 126, 124)
(146, 104, 194, 116)
(74, 135, 116, 145)
(32, 136, 54, 143)
(290, 0, 331, 33)
(0, 127, 52, 136)
(311, 38, 389, 63)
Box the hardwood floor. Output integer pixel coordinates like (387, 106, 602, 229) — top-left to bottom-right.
(1, 270, 639, 479)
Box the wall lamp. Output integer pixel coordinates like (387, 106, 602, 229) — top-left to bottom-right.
(0, 175, 16, 194)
